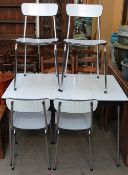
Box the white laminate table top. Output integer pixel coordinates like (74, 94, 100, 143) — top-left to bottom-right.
(2, 73, 128, 102)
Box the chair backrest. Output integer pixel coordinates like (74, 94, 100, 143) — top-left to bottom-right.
(66, 4, 103, 39)
(6, 99, 50, 112)
(21, 3, 58, 17)
(66, 4, 103, 17)
(21, 3, 58, 38)
(54, 99, 98, 113)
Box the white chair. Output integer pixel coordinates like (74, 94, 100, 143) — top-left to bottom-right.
(6, 98, 51, 170)
(53, 98, 98, 171)
(60, 4, 107, 93)
(14, 3, 60, 90)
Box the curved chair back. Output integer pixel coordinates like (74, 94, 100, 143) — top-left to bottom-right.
(66, 4, 103, 17)
(54, 99, 98, 113)
(6, 99, 50, 112)
(21, 3, 58, 16)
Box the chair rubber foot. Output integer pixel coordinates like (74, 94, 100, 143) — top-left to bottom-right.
(14, 88, 17, 91)
(97, 76, 99, 78)
(11, 167, 14, 170)
(48, 167, 51, 170)
(58, 89, 63, 92)
(104, 90, 107, 94)
(10, 163, 12, 166)
(53, 168, 56, 170)
(64, 75, 66, 78)
(15, 142, 18, 144)
(90, 168, 93, 171)
(116, 164, 120, 167)
(24, 74, 26, 76)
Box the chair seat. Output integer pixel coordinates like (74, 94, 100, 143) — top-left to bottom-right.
(13, 111, 51, 129)
(56, 112, 91, 130)
(64, 39, 107, 46)
(16, 38, 58, 45)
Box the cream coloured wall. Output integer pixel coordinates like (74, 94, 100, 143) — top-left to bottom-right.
(112, 0, 124, 32)
(100, 0, 114, 42)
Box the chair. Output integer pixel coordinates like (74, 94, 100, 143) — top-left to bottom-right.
(74, 48, 98, 74)
(14, 3, 60, 90)
(60, 4, 107, 93)
(53, 98, 98, 171)
(6, 98, 51, 170)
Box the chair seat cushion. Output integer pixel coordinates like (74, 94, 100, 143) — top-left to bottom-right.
(64, 39, 107, 46)
(16, 38, 58, 45)
(56, 112, 91, 130)
(13, 111, 51, 129)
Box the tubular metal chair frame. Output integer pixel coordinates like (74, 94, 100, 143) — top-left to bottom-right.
(6, 98, 51, 170)
(53, 98, 98, 171)
(14, 3, 60, 90)
(60, 4, 107, 93)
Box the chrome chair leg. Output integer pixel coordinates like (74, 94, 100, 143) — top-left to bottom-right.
(104, 45, 107, 93)
(96, 45, 100, 78)
(9, 127, 13, 166)
(60, 44, 68, 91)
(49, 121, 53, 144)
(53, 130, 59, 170)
(54, 44, 58, 76)
(14, 129, 18, 144)
(44, 129, 51, 170)
(54, 43, 60, 90)
(64, 45, 70, 76)
(116, 105, 120, 167)
(10, 101, 13, 166)
(38, 45, 41, 72)
(11, 129, 15, 170)
(88, 130, 93, 171)
(14, 43, 18, 90)
(24, 44, 27, 76)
